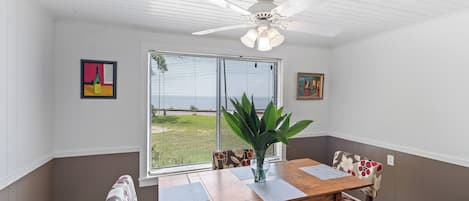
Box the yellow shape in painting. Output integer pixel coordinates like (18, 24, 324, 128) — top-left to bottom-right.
(84, 85, 113, 96)
(93, 83, 102, 94)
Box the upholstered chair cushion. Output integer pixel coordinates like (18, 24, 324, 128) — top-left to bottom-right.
(332, 151, 383, 200)
(332, 151, 367, 172)
(106, 175, 137, 201)
(352, 160, 383, 199)
(212, 149, 255, 170)
(106, 187, 128, 201)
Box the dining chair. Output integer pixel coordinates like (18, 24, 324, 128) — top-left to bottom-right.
(332, 151, 383, 201)
(212, 148, 255, 169)
(105, 175, 137, 201)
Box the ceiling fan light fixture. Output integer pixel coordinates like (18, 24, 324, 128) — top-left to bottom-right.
(267, 28, 285, 47)
(197, 0, 340, 52)
(257, 25, 269, 33)
(257, 36, 272, 51)
(270, 34, 285, 47)
(240, 29, 258, 48)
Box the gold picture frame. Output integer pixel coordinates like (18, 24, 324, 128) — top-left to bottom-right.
(296, 72, 324, 100)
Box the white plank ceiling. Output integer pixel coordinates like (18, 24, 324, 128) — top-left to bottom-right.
(37, 0, 469, 47)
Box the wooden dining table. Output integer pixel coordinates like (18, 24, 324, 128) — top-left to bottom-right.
(158, 158, 372, 201)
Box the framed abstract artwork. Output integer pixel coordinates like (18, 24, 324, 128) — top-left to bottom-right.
(297, 72, 324, 100)
(80, 59, 117, 99)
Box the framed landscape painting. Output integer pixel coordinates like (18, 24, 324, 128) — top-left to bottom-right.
(297, 72, 324, 100)
(81, 59, 117, 99)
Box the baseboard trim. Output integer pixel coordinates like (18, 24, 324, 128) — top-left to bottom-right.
(54, 146, 141, 158)
(0, 154, 53, 190)
(329, 132, 469, 168)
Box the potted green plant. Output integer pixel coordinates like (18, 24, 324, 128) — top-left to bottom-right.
(222, 94, 313, 183)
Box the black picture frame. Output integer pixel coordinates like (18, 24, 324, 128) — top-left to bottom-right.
(80, 59, 117, 99)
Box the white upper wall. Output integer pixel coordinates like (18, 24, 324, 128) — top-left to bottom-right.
(53, 20, 330, 156)
(330, 10, 469, 167)
(0, 0, 55, 190)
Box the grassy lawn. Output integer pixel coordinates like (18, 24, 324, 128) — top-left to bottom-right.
(151, 114, 251, 168)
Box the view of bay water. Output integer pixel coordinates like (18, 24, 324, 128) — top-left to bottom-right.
(151, 95, 273, 111)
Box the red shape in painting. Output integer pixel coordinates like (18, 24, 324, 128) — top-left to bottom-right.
(84, 63, 103, 84)
(83, 63, 112, 86)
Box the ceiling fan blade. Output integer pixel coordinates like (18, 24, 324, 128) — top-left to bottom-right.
(284, 21, 342, 37)
(273, 0, 327, 17)
(192, 24, 254, 35)
(208, 0, 251, 16)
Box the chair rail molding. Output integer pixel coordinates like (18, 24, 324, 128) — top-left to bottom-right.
(53, 146, 141, 158)
(329, 131, 469, 168)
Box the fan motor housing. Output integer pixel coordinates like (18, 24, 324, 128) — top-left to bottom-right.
(255, 12, 273, 20)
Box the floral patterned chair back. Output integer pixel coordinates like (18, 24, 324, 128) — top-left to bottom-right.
(105, 175, 137, 201)
(332, 151, 383, 201)
(212, 149, 255, 170)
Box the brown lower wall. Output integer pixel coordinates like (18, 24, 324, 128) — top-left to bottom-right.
(53, 152, 157, 201)
(0, 162, 53, 201)
(325, 136, 469, 201)
(287, 136, 329, 164)
(287, 136, 469, 201)
(2, 137, 469, 201)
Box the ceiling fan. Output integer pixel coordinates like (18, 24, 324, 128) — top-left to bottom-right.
(192, 0, 342, 51)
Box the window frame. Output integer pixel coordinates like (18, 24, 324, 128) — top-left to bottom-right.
(146, 50, 283, 176)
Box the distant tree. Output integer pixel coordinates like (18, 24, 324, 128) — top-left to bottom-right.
(190, 105, 198, 112)
(150, 52, 168, 115)
(151, 104, 156, 117)
(151, 54, 168, 73)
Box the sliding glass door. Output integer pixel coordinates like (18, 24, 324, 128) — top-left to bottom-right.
(150, 54, 217, 169)
(149, 51, 279, 171)
(219, 59, 277, 155)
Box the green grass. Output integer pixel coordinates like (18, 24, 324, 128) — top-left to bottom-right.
(151, 114, 252, 168)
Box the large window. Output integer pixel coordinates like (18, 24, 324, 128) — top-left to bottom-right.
(148, 51, 279, 173)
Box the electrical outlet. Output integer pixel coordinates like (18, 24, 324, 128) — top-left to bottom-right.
(387, 154, 395, 166)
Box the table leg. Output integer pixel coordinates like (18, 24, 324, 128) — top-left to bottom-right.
(335, 192, 343, 201)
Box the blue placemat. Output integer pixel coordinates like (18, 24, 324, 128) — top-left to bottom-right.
(247, 179, 306, 201)
(159, 182, 210, 201)
(299, 164, 349, 180)
(230, 166, 274, 181)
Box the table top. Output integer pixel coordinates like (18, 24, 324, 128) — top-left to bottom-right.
(158, 158, 372, 201)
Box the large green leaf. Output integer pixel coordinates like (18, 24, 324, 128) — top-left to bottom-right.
(275, 114, 288, 130)
(241, 94, 252, 114)
(275, 132, 288, 144)
(233, 112, 256, 139)
(277, 106, 284, 118)
(285, 120, 314, 138)
(273, 113, 290, 144)
(256, 131, 275, 150)
(230, 98, 258, 135)
(222, 108, 253, 145)
(262, 102, 278, 131)
(249, 96, 260, 132)
(221, 94, 313, 149)
(230, 99, 245, 117)
(278, 113, 291, 133)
